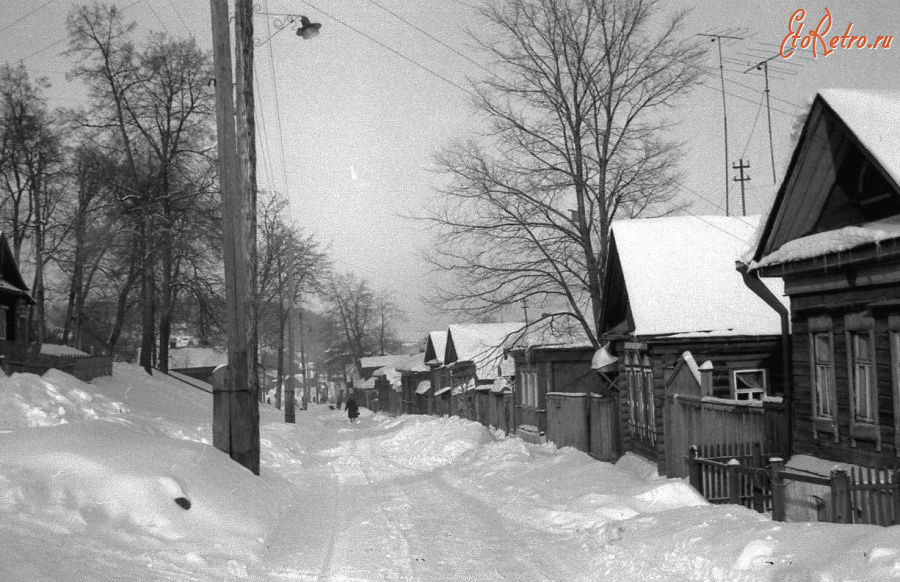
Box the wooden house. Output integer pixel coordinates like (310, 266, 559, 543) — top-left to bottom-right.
(598, 215, 786, 473)
(0, 232, 34, 350)
(442, 322, 524, 421)
(358, 354, 410, 412)
(424, 330, 450, 416)
(507, 316, 598, 439)
(744, 89, 900, 470)
(398, 352, 429, 415)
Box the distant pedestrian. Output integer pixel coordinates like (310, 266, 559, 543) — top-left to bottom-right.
(345, 395, 359, 423)
(336, 390, 344, 410)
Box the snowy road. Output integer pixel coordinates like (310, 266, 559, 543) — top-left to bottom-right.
(5, 365, 900, 581)
(257, 409, 599, 581)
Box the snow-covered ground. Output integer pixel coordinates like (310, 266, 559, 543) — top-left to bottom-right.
(2, 364, 899, 580)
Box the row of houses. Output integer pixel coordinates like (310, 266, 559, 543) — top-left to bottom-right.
(355, 89, 900, 525)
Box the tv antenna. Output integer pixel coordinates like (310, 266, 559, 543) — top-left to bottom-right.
(744, 53, 784, 185)
(699, 31, 746, 216)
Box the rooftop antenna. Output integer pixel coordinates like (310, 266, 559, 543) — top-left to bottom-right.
(699, 31, 746, 216)
(744, 53, 791, 185)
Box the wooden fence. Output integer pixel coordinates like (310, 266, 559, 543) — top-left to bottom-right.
(664, 394, 787, 478)
(1, 342, 113, 382)
(686, 444, 900, 526)
(686, 443, 779, 513)
(546, 392, 589, 451)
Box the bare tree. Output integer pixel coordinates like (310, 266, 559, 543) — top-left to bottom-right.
(423, 0, 704, 346)
(65, 4, 217, 369)
(0, 63, 64, 343)
(321, 273, 404, 363)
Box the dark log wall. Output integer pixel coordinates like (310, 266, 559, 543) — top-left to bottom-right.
(789, 280, 900, 468)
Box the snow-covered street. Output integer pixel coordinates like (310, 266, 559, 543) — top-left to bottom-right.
(3, 364, 900, 581)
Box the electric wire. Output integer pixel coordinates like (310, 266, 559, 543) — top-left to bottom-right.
(297, 0, 477, 99)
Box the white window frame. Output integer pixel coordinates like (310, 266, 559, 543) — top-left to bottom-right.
(732, 369, 768, 401)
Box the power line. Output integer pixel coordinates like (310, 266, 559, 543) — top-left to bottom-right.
(162, 0, 191, 36)
(362, 0, 494, 78)
(740, 92, 765, 159)
(0, 0, 61, 36)
(297, 0, 477, 99)
(262, 0, 294, 203)
(143, 0, 170, 35)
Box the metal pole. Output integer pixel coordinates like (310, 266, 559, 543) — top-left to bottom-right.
(763, 61, 777, 185)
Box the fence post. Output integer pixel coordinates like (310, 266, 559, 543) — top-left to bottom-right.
(830, 468, 852, 524)
(687, 445, 701, 493)
(728, 458, 741, 505)
(770, 457, 785, 522)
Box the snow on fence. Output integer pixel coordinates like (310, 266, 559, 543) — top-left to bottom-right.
(1, 342, 112, 382)
(686, 444, 900, 526)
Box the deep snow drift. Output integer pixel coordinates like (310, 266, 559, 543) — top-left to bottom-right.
(1, 363, 899, 580)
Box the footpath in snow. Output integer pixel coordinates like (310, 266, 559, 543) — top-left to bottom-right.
(2, 363, 900, 581)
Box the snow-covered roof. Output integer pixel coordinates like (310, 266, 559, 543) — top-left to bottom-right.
(820, 89, 900, 181)
(753, 215, 900, 269)
(611, 215, 785, 337)
(444, 322, 525, 379)
(396, 352, 429, 373)
(359, 354, 411, 371)
(168, 347, 228, 369)
(507, 314, 593, 351)
(40, 344, 89, 357)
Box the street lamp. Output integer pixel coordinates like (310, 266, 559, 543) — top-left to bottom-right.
(297, 16, 322, 40)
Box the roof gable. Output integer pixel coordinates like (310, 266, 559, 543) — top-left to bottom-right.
(602, 215, 784, 338)
(750, 90, 900, 268)
(444, 322, 525, 379)
(423, 330, 447, 365)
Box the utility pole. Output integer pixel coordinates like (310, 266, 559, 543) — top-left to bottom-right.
(699, 32, 744, 216)
(285, 241, 296, 423)
(732, 159, 751, 217)
(300, 308, 308, 409)
(209, 0, 259, 474)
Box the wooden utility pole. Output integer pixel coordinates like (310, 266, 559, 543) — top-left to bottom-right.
(285, 240, 296, 423)
(210, 0, 259, 474)
(732, 159, 751, 217)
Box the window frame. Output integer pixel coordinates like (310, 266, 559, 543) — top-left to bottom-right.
(844, 312, 880, 446)
(732, 368, 768, 401)
(808, 315, 839, 441)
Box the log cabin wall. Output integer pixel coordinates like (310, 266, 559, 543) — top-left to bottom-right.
(788, 275, 900, 468)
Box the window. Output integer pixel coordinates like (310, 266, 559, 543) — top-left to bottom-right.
(623, 350, 656, 447)
(849, 331, 875, 423)
(520, 368, 538, 408)
(733, 369, 767, 401)
(812, 331, 835, 419)
(0, 306, 6, 340)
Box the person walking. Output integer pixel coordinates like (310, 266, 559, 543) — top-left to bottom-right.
(345, 394, 359, 423)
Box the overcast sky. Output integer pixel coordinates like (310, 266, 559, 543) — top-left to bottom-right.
(2, 0, 899, 342)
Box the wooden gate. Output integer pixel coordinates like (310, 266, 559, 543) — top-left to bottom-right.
(546, 392, 588, 451)
(589, 393, 619, 461)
